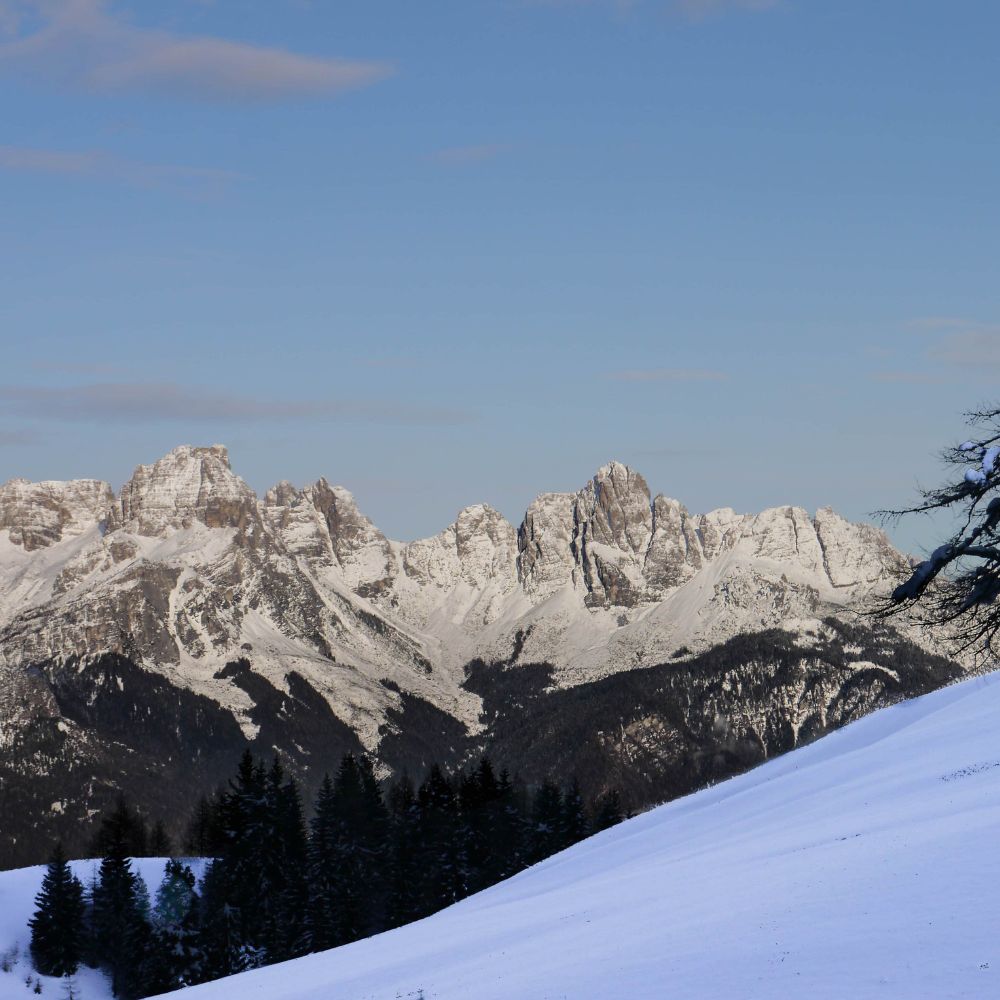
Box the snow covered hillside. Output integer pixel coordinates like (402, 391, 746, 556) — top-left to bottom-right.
(5, 674, 1000, 1000)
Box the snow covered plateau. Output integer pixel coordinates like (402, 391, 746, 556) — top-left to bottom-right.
(0, 445, 965, 865)
(2, 669, 999, 999)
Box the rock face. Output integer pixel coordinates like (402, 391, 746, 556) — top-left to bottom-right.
(0, 445, 943, 867)
(112, 445, 257, 537)
(0, 478, 114, 551)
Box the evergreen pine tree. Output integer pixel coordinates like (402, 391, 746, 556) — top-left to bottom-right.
(528, 780, 563, 864)
(560, 778, 589, 849)
(385, 773, 423, 929)
(493, 769, 528, 880)
(459, 758, 504, 892)
(90, 796, 148, 860)
(199, 751, 268, 978)
(148, 860, 203, 990)
(416, 765, 464, 914)
(153, 859, 196, 928)
(305, 773, 339, 952)
(593, 789, 624, 832)
(184, 795, 223, 857)
(325, 754, 388, 944)
(29, 845, 85, 978)
(147, 821, 172, 858)
(90, 825, 152, 999)
(260, 758, 309, 963)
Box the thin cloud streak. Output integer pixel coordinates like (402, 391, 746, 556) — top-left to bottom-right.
(607, 368, 729, 382)
(0, 429, 40, 447)
(0, 0, 392, 102)
(675, 0, 779, 16)
(870, 372, 950, 385)
(0, 143, 244, 192)
(526, 0, 779, 16)
(929, 329, 1000, 368)
(0, 383, 476, 427)
(31, 360, 128, 376)
(906, 316, 975, 332)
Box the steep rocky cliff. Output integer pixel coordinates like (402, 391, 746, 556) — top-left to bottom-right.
(0, 445, 946, 866)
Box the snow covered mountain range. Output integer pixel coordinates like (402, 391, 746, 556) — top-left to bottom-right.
(0, 445, 963, 866)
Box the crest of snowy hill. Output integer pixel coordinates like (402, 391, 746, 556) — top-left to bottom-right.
(4, 673, 999, 1000)
(0, 445, 958, 867)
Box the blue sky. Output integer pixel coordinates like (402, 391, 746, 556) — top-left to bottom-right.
(0, 0, 997, 551)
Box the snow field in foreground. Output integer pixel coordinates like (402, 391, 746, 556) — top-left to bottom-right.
(3, 672, 1000, 999)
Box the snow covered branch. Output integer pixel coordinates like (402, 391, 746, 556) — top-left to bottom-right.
(879, 406, 1000, 661)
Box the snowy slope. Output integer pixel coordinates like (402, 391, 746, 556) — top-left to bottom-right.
(4, 675, 1000, 1000)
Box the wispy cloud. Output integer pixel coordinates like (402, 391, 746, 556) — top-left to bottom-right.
(869, 371, 951, 385)
(30, 359, 128, 376)
(526, 0, 779, 17)
(431, 143, 509, 166)
(0, 143, 243, 193)
(905, 316, 976, 332)
(606, 368, 729, 382)
(0, 382, 475, 427)
(674, 0, 780, 17)
(929, 328, 1000, 368)
(0, 428, 39, 447)
(866, 319, 1000, 383)
(0, 0, 392, 102)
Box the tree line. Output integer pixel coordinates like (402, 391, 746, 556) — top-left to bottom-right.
(30, 751, 625, 998)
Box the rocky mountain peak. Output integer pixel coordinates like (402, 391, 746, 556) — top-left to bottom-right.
(306, 479, 394, 594)
(0, 478, 115, 551)
(110, 444, 257, 537)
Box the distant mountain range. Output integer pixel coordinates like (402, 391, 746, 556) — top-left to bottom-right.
(0, 445, 963, 867)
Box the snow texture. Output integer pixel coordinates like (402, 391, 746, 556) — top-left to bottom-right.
(4, 675, 1000, 999)
(0, 445, 920, 740)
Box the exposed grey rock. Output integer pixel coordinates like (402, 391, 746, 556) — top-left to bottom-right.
(111, 444, 257, 537)
(0, 478, 113, 550)
(518, 492, 578, 599)
(644, 495, 703, 589)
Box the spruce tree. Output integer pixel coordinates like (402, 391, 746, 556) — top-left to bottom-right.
(149, 860, 203, 990)
(260, 758, 309, 963)
(90, 827, 152, 999)
(385, 773, 422, 929)
(560, 778, 589, 849)
(329, 754, 387, 943)
(305, 773, 339, 952)
(29, 845, 85, 978)
(493, 769, 528, 880)
(184, 794, 223, 857)
(416, 765, 464, 914)
(528, 780, 563, 864)
(90, 796, 148, 859)
(153, 859, 196, 928)
(593, 789, 624, 832)
(199, 751, 268, 977)
(148, 821, 172, 858)
(459, 758, 504, 892)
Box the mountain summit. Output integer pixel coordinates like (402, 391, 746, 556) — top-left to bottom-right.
(0, 445, 957, 866)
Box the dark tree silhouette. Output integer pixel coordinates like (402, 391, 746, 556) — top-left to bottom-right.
(880, 405, 1000, 659)
(90, 828, 152, 999)
(29, 845, 85, 978)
